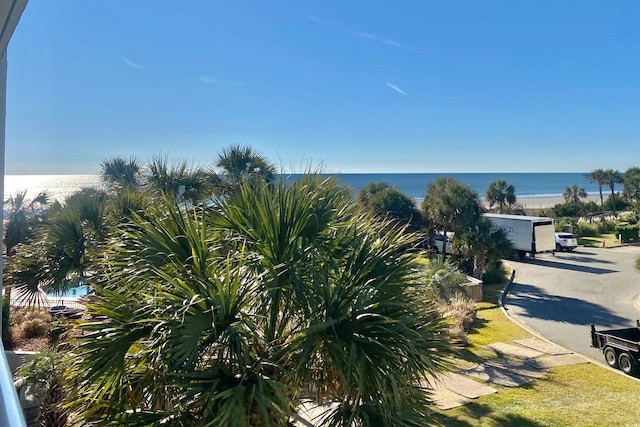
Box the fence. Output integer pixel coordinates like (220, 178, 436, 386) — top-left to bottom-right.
(9, 294, 86, 311)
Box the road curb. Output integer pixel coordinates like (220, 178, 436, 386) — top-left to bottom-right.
(498, 263, 640, 383)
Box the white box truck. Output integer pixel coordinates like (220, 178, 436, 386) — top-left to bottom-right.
(484, 213, 556, 258)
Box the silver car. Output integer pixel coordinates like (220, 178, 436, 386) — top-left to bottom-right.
(555, 232, 578, 251)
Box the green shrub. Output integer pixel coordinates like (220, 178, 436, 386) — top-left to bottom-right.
(421, 257, 468, 302)
(605, 195, 629, 212)
(576, 222, 599, 237)
(615, 222, 639, 242)
(556, 217, 578, 234)
(552, 204, 580, 218)
(598, 220, 616, 234)
(620, 212, 638, 225)
(583, 201, 600, 214)
(482, 263, 508, 284)
(636, 256, 640, 272)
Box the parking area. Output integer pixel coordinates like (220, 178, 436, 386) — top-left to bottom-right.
(503, 246, 640, 361)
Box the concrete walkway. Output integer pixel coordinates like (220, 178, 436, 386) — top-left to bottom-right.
(426, 337, 588, 410)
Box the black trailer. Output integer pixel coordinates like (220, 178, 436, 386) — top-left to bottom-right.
(591, 321, 640, 375)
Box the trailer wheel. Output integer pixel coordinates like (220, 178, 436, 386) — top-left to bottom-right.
(603, 347, 618, 368)
(618, 352, 637, 375)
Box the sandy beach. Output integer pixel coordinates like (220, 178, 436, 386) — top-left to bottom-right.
(504, 194, 602, 210)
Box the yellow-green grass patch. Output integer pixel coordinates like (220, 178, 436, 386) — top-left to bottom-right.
(434, 286, 640, 426)
(433, 363, 640, 426)
(579, 233, 623, 248)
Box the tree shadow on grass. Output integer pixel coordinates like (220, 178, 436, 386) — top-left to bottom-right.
(454, 345, 489, 365)
(432, 402, 546, 426)
(505, 282, 628, 328)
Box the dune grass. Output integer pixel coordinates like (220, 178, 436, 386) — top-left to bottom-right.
(432, 279, 640, 426)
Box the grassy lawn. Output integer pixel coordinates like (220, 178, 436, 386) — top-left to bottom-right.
(432, 280, 640, 426)
(578, 233, 624, 248)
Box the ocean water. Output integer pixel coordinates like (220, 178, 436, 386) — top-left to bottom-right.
(3, 173, 601, 204)
(4, 174, 105, 204)
(325, 173, 600, 200)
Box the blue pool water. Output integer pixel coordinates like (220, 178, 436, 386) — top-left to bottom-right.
(46, 285, 91, 298)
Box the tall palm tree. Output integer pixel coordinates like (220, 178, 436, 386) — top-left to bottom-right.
(485, 180, 516, 214)
(422, 177, 482, 260)
(100, 156, 142, 191)
(588, 169, 606, 220)
(563, 184, 587, 214)
(604, 169, 623, 216)
(67, 175, 453, 426)
(216, 144, 276, 194)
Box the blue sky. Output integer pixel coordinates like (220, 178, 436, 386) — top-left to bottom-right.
(6, 1, 640, 174)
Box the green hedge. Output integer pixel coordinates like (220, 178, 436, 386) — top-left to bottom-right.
(576, 222, 598, 237)
(615, 222, 639, 242)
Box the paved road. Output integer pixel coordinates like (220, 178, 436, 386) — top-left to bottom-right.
(503, 245, 640, 361)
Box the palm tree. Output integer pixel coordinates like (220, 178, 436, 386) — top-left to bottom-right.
(588, 169, 606, 220)
(457, 218, 512, 279)
(2, 190, 49, 347)
(563, 184, 587, 213)
(215, 144, 276, 194)
(358, 182, 423, 230)
(67, 174, 453, 426)
(422, 177, 482, 260)
(4, 190, 49, 257)
(106, 187, 152, 224)
(100, 156, 142, 191)
(485, 180, 516, 214)
(604, 169, 623, 216)
(145, 155, 220, 204)
(8, 189, 107, 299)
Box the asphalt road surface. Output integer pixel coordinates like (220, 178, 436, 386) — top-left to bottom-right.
(503, 245, 640, 361)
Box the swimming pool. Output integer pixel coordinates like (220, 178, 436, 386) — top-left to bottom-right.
(46, 285, 92, 298)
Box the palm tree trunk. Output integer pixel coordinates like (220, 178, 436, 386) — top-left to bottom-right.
(610, 185, 617, 216)
(599, 183, 604, 222)
(441, 227, 447, 262)
(473, 254, 485, 280)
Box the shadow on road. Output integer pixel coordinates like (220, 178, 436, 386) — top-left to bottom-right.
(505, 282, 628, 328)
(553, 253, 615, 265)
(568, 250, 598, 255)
(516, 258, 617, 274)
